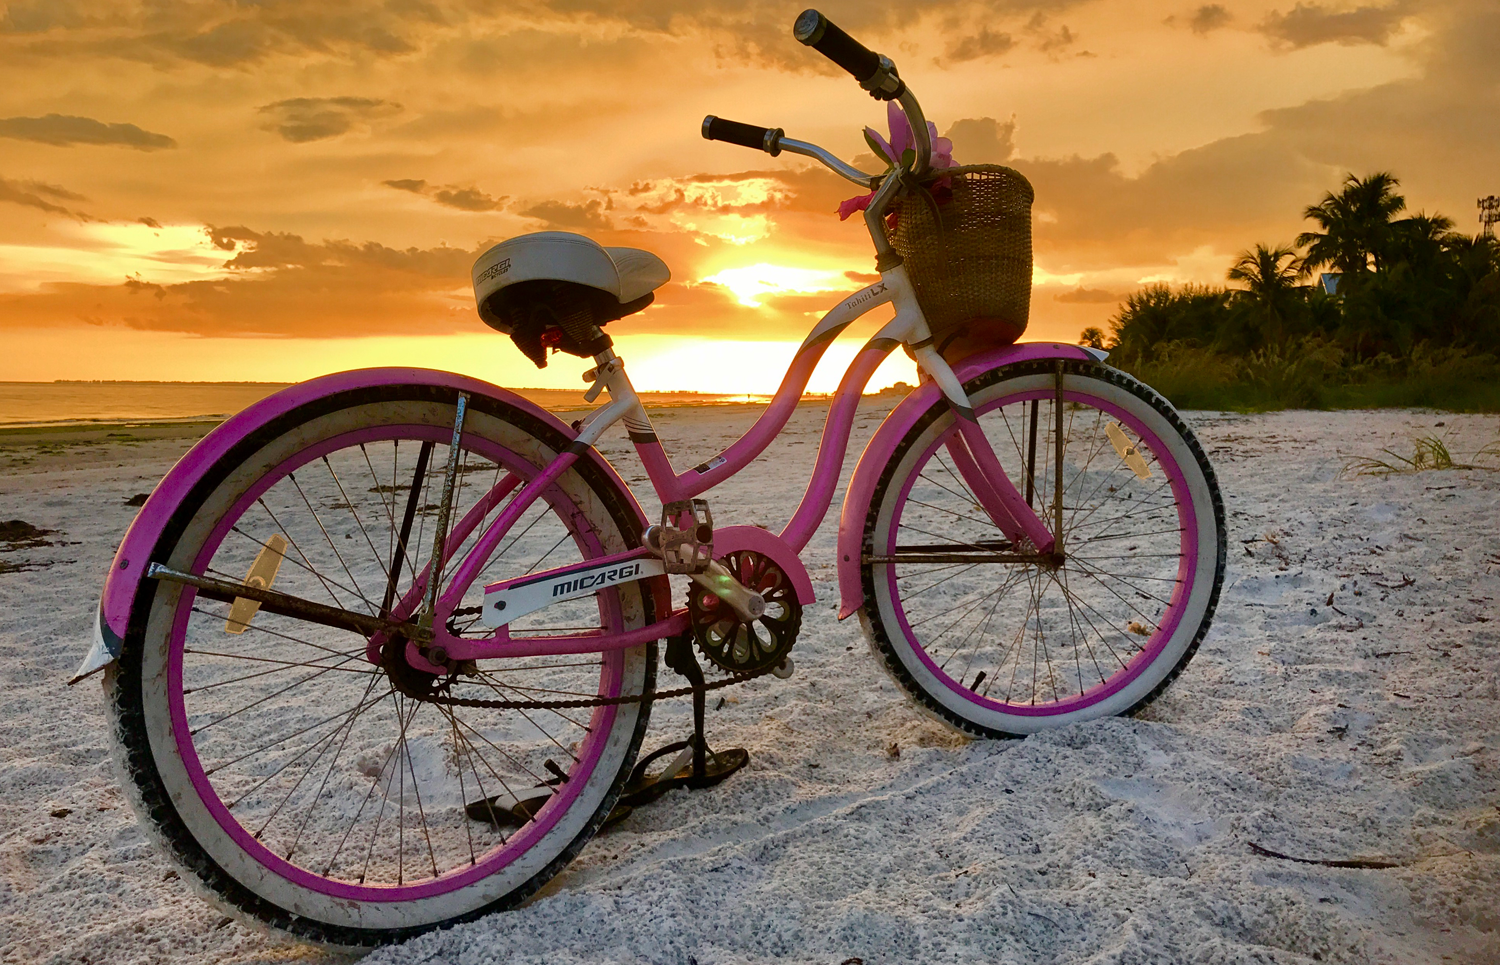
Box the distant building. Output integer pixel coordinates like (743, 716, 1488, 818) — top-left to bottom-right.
(1320, 273, 1341, 296)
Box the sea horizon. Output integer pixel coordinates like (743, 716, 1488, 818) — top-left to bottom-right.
(0, 379, 903, 429)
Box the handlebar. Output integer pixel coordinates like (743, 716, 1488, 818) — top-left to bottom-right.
(701, 9, 944, 269)
(702, 116, 783, 156)
(791, 10, 881, 88)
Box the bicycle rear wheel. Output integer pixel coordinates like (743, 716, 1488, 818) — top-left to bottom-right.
(107, 384, 656, 946)
(860, 360, 1225, 737)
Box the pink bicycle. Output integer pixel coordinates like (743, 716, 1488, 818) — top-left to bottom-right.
(73, 10, 1225, 947)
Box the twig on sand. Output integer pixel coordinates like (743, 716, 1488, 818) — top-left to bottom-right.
(1248, 843, 1402, 869)
(1374, 574, 1415, 589)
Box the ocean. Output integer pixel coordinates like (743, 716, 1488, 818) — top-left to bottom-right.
(0, 382, 785, 428)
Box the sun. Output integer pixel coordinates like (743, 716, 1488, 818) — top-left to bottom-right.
(699, 263, 851, 307)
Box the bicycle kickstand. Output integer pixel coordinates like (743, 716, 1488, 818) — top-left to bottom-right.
(615, 634, 750, 808)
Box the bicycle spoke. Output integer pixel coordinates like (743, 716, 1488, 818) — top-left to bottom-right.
(288, 472, 379, 615)
(258, 671, 385, 843)
(322, 454, 392, 586)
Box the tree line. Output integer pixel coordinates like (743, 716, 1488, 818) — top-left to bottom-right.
(1082, 173, 1500, 410)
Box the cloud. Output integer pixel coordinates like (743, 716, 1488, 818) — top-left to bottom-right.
(1024, 13, 1079, 55)
(517, 198, 614, 229)
(1188, 4, 1233, 34)
(1006, 0, 1498, 281)
(382, 178, 508, 212)
(0, 176, 89, 217)
(257, 96, 401, 143)
(0, 114, 175, 149)
(1055, 287, 1125, 303)
(0, 0, 88, 33)
(0, 225, 481, 337)
(0, 0, 1079, 74)
(8, 5, 423, 67)
(944, 27, 1015, 63)
(1260, 3, 1410, 48)
(946, 117, 1018, 164)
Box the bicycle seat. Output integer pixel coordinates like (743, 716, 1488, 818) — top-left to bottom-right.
(473, 232, 669, 327)
(472, 232, 670, 366)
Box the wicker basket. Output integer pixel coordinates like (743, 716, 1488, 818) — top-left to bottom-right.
(885, 164, 1034, 361)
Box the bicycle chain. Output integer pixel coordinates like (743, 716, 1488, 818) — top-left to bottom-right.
(424, 607, 778, 711)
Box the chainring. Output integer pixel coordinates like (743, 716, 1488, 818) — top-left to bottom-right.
(689, 549, 802, 674)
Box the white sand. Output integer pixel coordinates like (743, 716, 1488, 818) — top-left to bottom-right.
(1, 407, 1497, 964)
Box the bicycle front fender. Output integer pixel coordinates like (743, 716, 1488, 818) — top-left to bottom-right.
(834, 343, 1102, 620)
(71, 367, 655, 685)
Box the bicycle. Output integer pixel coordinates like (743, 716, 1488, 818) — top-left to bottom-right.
(71, 9, 1226, 948)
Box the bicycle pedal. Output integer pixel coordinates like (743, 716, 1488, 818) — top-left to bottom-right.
(649, 499, 714, 574)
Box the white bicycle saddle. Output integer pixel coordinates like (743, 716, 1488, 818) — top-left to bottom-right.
(472, 231, 670, 324)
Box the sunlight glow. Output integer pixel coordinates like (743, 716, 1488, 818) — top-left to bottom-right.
(0, 222, 236, 293)
(699, 264, 851, 307)
(1032, 264, 1085, 287)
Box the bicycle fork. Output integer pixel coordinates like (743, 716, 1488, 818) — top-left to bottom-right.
(908, 342, 1058, 557)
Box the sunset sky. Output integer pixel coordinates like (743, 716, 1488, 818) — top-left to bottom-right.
(1, 0, 1495, 393)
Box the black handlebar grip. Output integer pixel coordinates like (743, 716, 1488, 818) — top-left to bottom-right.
(702, 115, 783, 155)
(793, 9, 880, 84)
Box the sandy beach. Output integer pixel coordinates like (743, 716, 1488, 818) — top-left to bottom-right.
(1, 404, 1498, 964)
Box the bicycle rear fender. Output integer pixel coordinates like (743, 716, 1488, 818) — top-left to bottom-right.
(71, 368, 656, 684)
(835, 343, 1102, 620)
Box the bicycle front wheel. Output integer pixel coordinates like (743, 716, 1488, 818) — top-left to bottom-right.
(861, 360, 1225, 737)
(107, 384, 657, 946)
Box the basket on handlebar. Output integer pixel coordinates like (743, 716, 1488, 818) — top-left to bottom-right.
(885, 164, 1034, 362)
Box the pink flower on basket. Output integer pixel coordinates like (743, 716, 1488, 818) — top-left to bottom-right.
(838, 102, 957, 221)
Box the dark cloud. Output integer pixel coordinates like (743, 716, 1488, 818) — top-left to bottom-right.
(1189, 4, 1233, 33)
(430, 186, 506, 212)
(137, 216, 162, 228)
(0, 113, 175, 149)
(944, 27, 1015, 63)
(257, 96, 400, 142)
(1055, 287, 1125, 303)
(383, 178, 508, 212)
(1260, 2, 1410, 48)
(384, 178, 428, 194)
(946, 117, 1017, 164)
(518, 198, 614, 229)
(0, 176, 89, 217)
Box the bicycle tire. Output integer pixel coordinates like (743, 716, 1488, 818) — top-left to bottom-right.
(860, 360, 1226, 737)
(105, 383, 657, 946)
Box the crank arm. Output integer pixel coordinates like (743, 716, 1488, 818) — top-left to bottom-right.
(689, 559, 766, 622)
(148, 564, 433, 644)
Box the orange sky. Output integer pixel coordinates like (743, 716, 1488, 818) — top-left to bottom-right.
(1, 0, 1495, 393)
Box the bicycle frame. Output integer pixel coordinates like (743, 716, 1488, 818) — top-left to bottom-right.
(379, 261, 1061, 670)
(77, 77, 1086, 687)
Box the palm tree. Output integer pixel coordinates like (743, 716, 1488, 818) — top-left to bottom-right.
(1440, 233, 1500, 347)
(1297, 172, 1407, 276)
(1226, 243, 1304, 346)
